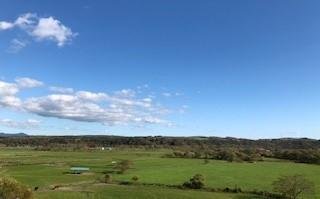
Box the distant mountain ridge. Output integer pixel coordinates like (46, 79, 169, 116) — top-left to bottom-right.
(0, 132, 29, 137)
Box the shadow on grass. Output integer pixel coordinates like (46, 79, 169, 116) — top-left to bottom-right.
(102, 170, 116, 174)
(233, 195, 270, 199)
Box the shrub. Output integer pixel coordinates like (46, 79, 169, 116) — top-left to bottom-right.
(115, 160, 133, 174)
(131, 176, 139, 182)
(272, 174, 315, 199)
(183, 174, 205, 189)
(103, 174, 112, 183)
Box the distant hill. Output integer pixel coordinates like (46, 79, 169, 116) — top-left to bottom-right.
(0, 132, 29, 137)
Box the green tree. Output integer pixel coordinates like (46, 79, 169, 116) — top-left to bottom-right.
(0, 177, 32, 199)
(272, 175, 315, 199)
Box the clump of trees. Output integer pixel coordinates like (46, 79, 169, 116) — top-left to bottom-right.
(115, 160, 133, 174)
(168, 148, 263, 163)
(272, 174, 315, 199)
(274, 149, 320, 164)
(183, 174, 205, 189)
(0, 177, 32, 199)
(168, 148, 320, 165)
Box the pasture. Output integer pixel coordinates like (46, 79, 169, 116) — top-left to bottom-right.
(0, 148, 319, 198)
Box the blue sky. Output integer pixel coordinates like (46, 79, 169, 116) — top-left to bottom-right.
(1, 1, 320, 139)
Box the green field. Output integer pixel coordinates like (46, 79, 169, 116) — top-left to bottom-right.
(35, 185, 260, 199)
(0, 148, 319, 198)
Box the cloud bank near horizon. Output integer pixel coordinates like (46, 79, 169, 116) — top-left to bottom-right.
(0, 77, 172, 128)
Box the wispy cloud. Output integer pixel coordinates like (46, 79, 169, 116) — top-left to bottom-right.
(7, 39, 27, 53)
(178, 105, 189, 114)
(0, 118, 40, 129)
(49, 86, 74, 94)
(15, 77, 44, 88)
(162, 92, 183, 97)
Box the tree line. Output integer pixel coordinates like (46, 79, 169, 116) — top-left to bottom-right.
(0, 136, 319, 149)
(166, 148, 264, 162)
(166, 147, 320, 164)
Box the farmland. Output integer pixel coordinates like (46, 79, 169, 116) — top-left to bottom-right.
(0, 148, 319, 198)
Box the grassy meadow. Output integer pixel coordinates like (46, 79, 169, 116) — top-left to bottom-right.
(0, 148, 319, 198)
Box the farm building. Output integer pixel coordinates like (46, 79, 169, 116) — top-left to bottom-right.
(70, 167, 90, 174)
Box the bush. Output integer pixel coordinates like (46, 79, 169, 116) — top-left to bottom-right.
(131, 176, 139, 182)
(115, 160, 133, 174)
(183, 174, 205, 189)
(0, 177, 32, 199)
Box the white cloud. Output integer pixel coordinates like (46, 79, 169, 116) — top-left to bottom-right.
(15, 77, 43, 88)
(0, 78, 172, 127)
(31, 17, 76, 47)
(142, 98, 152, 103)
(0, 13, 76, 47)
(0, 13, 36, 31)
(22, 93, 167, 126)
(0, 78, 42, 109)
(162, 92, 183, 97)
(49, 86, 74, 94)
(114, 89, 136, 98)
(162, 92, 172, 97)
(0, 21, 14, 30)
(76, 91, 107, 102)
(0, 81, 21, 109)
(0, 81, 19, 96)
(14, 13, 36, 28)
(0, 118, 40, 129)
(0, 96, 22, 109)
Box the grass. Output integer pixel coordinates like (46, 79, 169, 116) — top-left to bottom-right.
(116, 158, 320, 192)
(34, 184, 263, 199)
(0, 148, 319, 198)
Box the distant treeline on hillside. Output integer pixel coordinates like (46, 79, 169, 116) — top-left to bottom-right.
(0, 135, 319, 149)
(0, 135, 319, 164)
